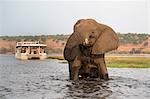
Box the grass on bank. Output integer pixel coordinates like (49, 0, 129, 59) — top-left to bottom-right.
(106, 57, 150, 68)
(47, 56, 64, 60)
(47, 56, 150, 68)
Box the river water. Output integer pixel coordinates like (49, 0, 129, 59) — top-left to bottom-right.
(0, 54, 150, 99)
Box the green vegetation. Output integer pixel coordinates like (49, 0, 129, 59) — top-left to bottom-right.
(0, 35, 48, 41)
(47, 55, 150, 68)
(48, 34, 69, 41)
(0, 34, 69, 42)
(47, 56, 64, 60)
(106, 57, 150, 68)
(118, 33, 149, 44)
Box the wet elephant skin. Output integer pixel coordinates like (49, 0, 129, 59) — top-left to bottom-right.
(64, 19, 119, 80)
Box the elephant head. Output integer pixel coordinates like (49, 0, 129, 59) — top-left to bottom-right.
(64, 19, 119, 62)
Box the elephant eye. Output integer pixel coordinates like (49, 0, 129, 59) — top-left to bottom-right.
(89, 35, 95, 38)
(92, 31, 94, 34)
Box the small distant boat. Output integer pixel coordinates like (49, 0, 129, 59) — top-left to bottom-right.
(15, 41, 47, 60)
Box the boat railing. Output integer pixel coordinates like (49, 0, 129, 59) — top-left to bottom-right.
(16, 41, 40, 46)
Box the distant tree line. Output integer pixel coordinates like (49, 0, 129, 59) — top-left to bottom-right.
(0, 33, 149, 54)
(118, 33, 149, 44)
(0, 33, 149, 44)
(0, 34, 69, 42)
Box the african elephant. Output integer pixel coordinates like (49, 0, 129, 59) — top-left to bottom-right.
(64, 19, 119, 81)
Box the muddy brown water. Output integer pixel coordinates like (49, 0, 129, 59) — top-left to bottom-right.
(0, 54, 150, 99)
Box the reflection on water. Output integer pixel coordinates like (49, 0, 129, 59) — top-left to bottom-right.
(0, 54, 150, 99)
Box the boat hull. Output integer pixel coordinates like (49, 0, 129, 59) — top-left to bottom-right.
(15, 53, 47, 60)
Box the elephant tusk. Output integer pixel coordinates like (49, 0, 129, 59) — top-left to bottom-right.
(85, 38, 89, 45)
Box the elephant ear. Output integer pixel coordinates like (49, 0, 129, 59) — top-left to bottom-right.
(64, 32, 83, 61)
(92, 26, 119, 54)
(64, 19, 85, 61)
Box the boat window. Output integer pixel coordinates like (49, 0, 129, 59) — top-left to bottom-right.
(34, 51, 36, 54)
(21, 47, 26, 53)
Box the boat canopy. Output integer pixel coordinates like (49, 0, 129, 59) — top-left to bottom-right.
(16, 41, 47, 47)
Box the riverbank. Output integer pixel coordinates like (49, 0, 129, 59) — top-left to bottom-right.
(47, 54, 150, 68)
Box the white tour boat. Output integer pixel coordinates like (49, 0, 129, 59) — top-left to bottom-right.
(15, 41, 47, 60)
